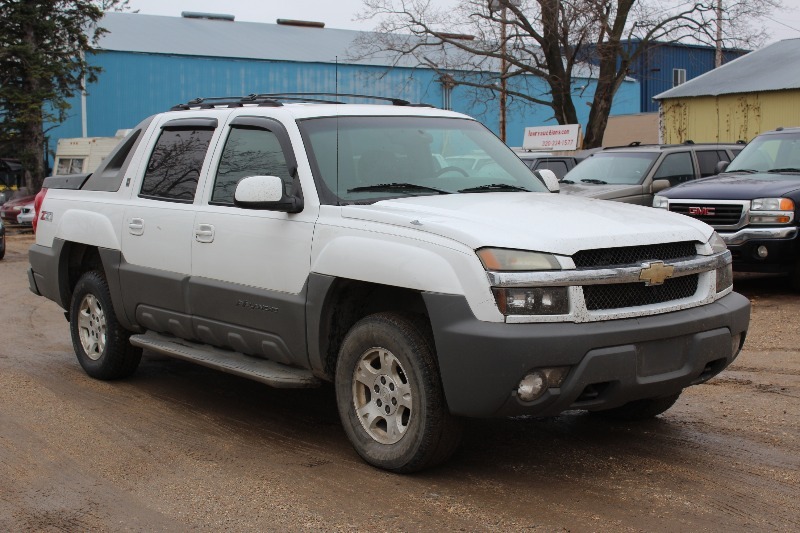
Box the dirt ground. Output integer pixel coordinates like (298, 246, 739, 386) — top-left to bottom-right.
(1, 231, 798, 531)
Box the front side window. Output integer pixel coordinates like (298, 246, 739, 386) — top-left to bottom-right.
(653, 152, 695, 186)
(298, 116, 547, 204)
(140, 128, 213, 202)
(212, 127, 293, 204)
(696, 150, 728, 177)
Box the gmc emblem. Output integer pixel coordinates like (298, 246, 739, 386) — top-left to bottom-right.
(689, 206, 715, 216)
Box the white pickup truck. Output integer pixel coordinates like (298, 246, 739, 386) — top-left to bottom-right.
(28, 95, 750, 472)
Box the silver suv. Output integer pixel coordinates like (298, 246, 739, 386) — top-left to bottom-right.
(560, 142, 744, 205)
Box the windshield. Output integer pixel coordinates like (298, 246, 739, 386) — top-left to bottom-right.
(727, 131, 800, 174)
(298, 116, 548, 204)
(563, 151, 658, 185)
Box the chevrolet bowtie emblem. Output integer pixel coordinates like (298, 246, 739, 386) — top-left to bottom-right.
(639, 261, 675, 286)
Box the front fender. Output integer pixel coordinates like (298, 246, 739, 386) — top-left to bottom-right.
(311, 235, 464, 294)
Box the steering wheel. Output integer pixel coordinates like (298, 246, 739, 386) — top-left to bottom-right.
(435, 166, 469, 177)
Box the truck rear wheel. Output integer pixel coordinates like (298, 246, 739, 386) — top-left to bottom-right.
(335, 312, 462, 473)
(591, 391, 682, 421)
(69, 271, 142, 380)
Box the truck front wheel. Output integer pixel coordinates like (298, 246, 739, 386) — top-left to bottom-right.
(69, 271, 142, 380)
(335, 312, 462, 473)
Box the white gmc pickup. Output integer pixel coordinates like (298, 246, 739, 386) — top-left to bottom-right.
(28, 95, 750, 472)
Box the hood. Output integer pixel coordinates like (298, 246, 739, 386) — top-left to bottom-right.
(341, 193, 712, 256)
(560, 183, 644, 200)
(1, 194, 36, 208)
(662, 173, 800, 200)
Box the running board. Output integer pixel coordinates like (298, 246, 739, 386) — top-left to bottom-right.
(129, 331, 321, 388)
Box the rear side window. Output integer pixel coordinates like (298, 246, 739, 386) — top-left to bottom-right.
(140, 128, 214, 202)
(211, 127, 293, 204)
(653, 152, 695, 186)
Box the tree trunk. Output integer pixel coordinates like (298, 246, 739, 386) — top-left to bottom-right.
(21, 17, 46, 192)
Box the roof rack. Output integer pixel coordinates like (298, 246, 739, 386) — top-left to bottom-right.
(170, 95, 283, 110)
(256, 93, 435, 107)
(169, 93, 435, 111)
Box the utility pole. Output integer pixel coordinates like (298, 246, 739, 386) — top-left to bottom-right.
(715, 0, 723, 68)
(500, 5, 508, 142)
(490, 0, 520, 143)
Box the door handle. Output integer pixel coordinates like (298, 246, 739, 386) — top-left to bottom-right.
(195, 223, 215, 243)
(128, 218, 144, 236)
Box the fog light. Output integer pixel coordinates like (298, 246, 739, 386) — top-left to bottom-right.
(518, 372, 546, 401)
(517, 367, 571, 402)
(757, 245, 768, 258)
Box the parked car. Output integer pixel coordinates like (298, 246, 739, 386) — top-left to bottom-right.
(16, 202, 35, 226)
(560, 142, 744, 205)
(515, 151, 589, 180)
(0, 218, 5, 260)
(0, 193, 36, 225)
(654, 127, 800, 289)
(28, 94, 749, 473)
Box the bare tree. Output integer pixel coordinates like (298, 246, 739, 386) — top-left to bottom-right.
(355, 1, 782, 148)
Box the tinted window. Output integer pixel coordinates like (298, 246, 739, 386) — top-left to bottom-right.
(535, 160, 570, 179)
(140, 128, 213, 201)
(212, 127, 293, 204)
(653, 152, 694, 185)
(565, 152, 658, 185)
(696, 150, 727, 177)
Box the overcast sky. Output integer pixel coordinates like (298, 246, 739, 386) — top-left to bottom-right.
(125, 0, 800, 46)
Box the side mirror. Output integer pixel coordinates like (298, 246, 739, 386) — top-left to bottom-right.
(534, 169, 560, 193)
(714, 160, 730, 174)
(651, 179, 671, 193)
(234, 175, 303, 213)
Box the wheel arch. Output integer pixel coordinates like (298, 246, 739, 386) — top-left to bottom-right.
(307, 275, 432, 381)
(54, 240, 134, 329)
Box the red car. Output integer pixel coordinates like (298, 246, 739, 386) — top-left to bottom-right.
(0, 194, 36, 225)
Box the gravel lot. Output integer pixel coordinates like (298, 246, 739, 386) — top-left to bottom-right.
(1, 231, 798, 531)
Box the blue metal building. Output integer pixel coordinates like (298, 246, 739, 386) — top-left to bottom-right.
(51, 12, 639, 155)
(622, 41, 748, 113)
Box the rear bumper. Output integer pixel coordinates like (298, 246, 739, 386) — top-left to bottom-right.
(423, 292, 751, 418)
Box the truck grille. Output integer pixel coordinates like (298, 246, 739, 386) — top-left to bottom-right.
(584, 275, 699, 310)
(669, 202, 743, 226)
(573, 242, 697, 268)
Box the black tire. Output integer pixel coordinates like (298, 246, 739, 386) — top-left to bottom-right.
(69, 270, 142, 380)
(335, 312, 463, 473)
(591, 391, 682, 421)
(790, 257, 800, 292)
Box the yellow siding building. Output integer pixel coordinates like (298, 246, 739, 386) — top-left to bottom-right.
(654, 39, 800, 144)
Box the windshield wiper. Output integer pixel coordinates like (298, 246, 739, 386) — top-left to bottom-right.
(347, 182, 450, 194)
(727, 169, 759, 174)
(560, 179, 575, 184)
(458, 183, 531, 193)
(581, 178, 608, 185)
(767, 168, 800, 173)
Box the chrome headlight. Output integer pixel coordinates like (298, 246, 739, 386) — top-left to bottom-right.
(477, 248, 568, 316)
(708, 231, 727, 254)
(476, 248, 561, 271)
(653, 196, 669, 209)
(750, 198, 794, 224)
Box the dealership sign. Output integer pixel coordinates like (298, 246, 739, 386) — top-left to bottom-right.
(522, 124, 582, 151)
